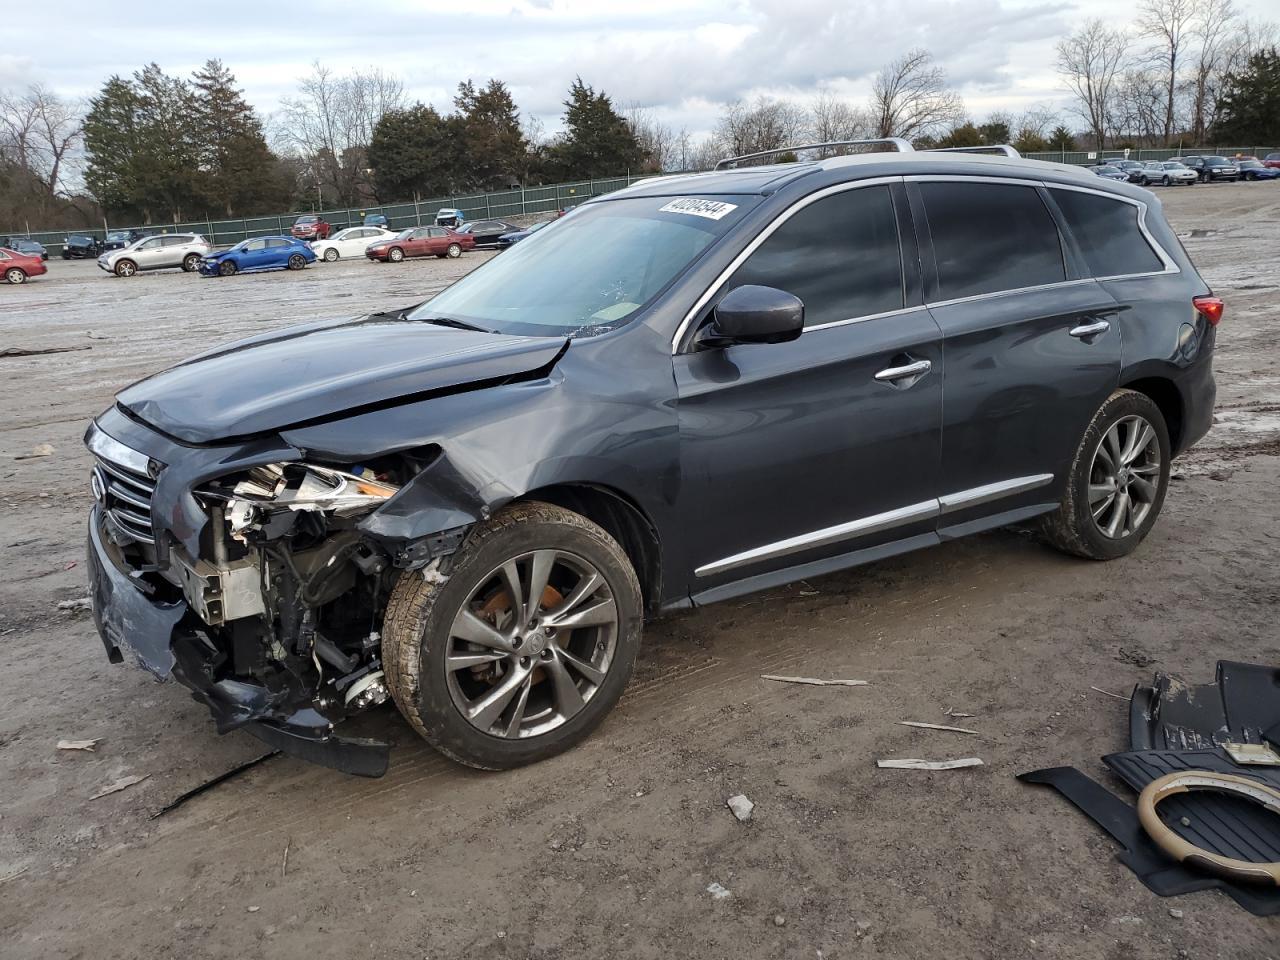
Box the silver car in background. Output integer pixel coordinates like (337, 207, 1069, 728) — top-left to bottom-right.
(98, 233, 212, 277)
(1138, 161, 1198, 186)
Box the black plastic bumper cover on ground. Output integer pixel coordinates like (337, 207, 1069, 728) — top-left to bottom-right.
(86, 510, 389, 777)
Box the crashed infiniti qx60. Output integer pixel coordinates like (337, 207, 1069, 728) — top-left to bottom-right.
(86, 145, 1217, 776)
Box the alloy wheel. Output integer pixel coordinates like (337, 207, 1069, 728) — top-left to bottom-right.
(5, 268, 25, 284)
(445, 549, 619, 739)
(1089, 415, 1161, 539)
(324, 248, 338, 261)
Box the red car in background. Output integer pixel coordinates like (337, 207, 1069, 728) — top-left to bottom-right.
(1, 246, 49, 284)
(291, 215, 331, 241)
(365, 226, 475, 263)
(1264, 153, 1280, 170)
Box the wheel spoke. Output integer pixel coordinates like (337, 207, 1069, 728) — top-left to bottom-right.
(1092, 491, 1117, 521)
(467, 664, 530, 730)
(545, 654, 586, 719)
(549, 596, 616, 630)
(446, 649, 508, 672)
(1129, 474, 1157, 502)
(1105, 492, 1129, 538)
(502, 675, 533, 738)
(1104, 424, 1124, 469)
(526, 550, 557, 621)
(499, 560, 524, 627)
(1124, 423, 1154, 465)
(557, 646, 607, 686)
(451, 609, 515, 653)
(1089, 480, 1116, 505)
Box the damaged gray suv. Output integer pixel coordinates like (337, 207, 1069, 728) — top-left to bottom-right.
(86, 142, 1219, 776)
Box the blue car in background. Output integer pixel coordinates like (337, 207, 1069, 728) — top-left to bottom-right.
(495, 220, 552, 250)
(1236, 158, 1280, 181)
(198, 236, 316, 277)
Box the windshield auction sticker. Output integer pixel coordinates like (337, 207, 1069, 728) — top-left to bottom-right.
(659, 199, 738, 221)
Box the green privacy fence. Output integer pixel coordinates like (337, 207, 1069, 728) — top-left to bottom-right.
(9, 146, 1279, 255)
(8, 176, 642, 256)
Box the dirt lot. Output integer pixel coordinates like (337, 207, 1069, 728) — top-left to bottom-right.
(2, 186, 1278, 959)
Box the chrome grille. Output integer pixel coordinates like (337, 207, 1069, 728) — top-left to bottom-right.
(87, 428, 158, 545)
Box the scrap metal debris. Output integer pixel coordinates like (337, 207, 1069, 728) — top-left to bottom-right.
(1090, 686, 1132, 701)
(897, 721, 979, 735)
(877, 758, 985, 770)
(56, 597, 91, 613)
(760, 675, 869, 687)
(706, 882, 732, 900)
(726, 794, 755, 822)
(282, 838, 291, 878)
(149, 751, 280, 820)
(57, 739, 100, 752)
(0, 345, 91, 359)
(89, 774, 149, 800)
(14, 443, 54, 460)
(1222, 742, 1280, 766)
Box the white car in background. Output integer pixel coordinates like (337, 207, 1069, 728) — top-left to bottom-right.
(311, 226, 395, 262)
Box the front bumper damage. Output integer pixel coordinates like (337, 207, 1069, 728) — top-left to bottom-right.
(87, 510, 392, 777)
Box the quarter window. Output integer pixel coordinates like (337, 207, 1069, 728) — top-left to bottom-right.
(1050, 189, 1164, 278)
(920, 182, 1066, 300)
(724, 185, 904, 328)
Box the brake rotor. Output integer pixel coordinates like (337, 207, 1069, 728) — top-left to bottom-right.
(475, 583, 564, 685)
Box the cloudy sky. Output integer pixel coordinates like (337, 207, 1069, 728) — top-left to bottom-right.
(3, 0, 1276, 139)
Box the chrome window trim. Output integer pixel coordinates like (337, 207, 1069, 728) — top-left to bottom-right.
(924, 278, 1096, 310)
(695, 473, 1055, 578)
(670, 176, 904, 354)
(1044, 181, 1181, 277)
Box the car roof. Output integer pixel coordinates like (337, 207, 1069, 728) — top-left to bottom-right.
(606, 150, 1132, 200)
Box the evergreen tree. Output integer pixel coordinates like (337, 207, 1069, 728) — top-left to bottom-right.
(1213, 48, 1280, 144)
(454, 79, 528, 189)
(368, 104, 462, 200)
(1047, 125, 1077, 151)
(977, 119, 1011, 144)
(549, 78, 644, 179)
(936, 121, 983, 147)
(133, 64, 199, 222)
(191, 59, 287, 215)
(84, 76, 148, 216)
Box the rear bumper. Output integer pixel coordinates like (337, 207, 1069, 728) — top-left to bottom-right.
(86, 509, 390, 777)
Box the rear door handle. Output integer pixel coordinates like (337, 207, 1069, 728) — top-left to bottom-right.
(1069, 319, 1111, 340)
(874, 359, 932, 383)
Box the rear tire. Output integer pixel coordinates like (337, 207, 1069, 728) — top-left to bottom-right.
(446, 243, 462, 258)
(287, 253, 306, 270)
(1041, 389, 1171, 561)
(182, 253, 200, 272)
(382, 501, 643, 770)
(4, 267, 26, 284)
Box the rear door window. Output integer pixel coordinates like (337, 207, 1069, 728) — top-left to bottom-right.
(919, 181, 1065, 300)
(725, 185, 904, 328)
(1050, 188, 1164, 278)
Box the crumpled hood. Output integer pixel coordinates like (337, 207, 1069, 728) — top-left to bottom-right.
(118, 315, 568, 444)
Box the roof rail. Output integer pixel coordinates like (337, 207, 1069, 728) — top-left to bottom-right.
(714, 138, 914, 170)
(926, 144, 1022, 158)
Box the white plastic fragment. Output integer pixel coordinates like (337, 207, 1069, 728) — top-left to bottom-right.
(56, 597, 92, 613)
(877, 758, 984, 770)
(57, 739, 99, 752)
(897, 721, 979, 735)
(89, 774, 149, 800)
(760, 675, 869, 687)
(706, 882, 732, 900)
(421, 559, 449, 585)
(726, 794, 755, 822)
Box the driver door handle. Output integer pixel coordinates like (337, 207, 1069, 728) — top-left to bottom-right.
(1069, 319, 1111, 340)
(874, 359, 932, 383)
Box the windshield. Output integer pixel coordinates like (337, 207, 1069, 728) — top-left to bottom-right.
(409, 195, 756, 337)
(1164, 162, 1186, 169)
(296, 216, 317, 224)
(106, 231, 130, 241)
(1239, 160, 1262, 168)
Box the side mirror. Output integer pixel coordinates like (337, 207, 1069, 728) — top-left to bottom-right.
(698, 284, 804, 348)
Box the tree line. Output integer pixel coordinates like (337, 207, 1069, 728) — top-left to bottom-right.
(3, 33, 1279, 231)
(1055, 0, 1278, 150)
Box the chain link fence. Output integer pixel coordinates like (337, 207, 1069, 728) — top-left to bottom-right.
(8, 147, 1278, 255)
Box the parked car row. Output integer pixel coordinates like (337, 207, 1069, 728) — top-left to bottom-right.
(1090, 154, 1280, 187)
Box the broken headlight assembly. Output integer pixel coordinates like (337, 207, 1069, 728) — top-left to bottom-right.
(200, 463, 400, 538)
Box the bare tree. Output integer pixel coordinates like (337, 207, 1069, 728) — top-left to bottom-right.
(0, 85, 82, 198)
(1137, 0, 1198, 141)
(869, 49, 965, 141)
(1115, 68, 1166, 144)
(1186, 0, 1239, 143)
(1056, 20, 1130, 150)
(810, 91, 871, 154)
(622, 102, 677, 171)
(712, 96, 810, 160)
(277, 63, 405, 205)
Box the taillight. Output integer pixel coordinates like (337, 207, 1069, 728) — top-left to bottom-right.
(1193, 295, 1224, 326)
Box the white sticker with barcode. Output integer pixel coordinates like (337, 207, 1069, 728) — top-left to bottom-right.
(659, 199, 738, 221)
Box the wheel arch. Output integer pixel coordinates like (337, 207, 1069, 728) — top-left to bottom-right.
(1119, 375, 1185, 453)
(518, 482, 662, 614)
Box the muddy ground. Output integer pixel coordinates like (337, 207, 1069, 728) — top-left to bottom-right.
(1, 186, 1278, 959)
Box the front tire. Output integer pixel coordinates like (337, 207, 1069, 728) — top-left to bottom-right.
(323, 247, 339, 262)
(1042, 389, 1171, 560)
(219, 260, 238, 277)
(114, 259, 137, 278)
(1162, 175, 1171, 186)
(388, 246, 404, 263)
(4, 267, 26, 284)
(382, 501, 643, 770)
